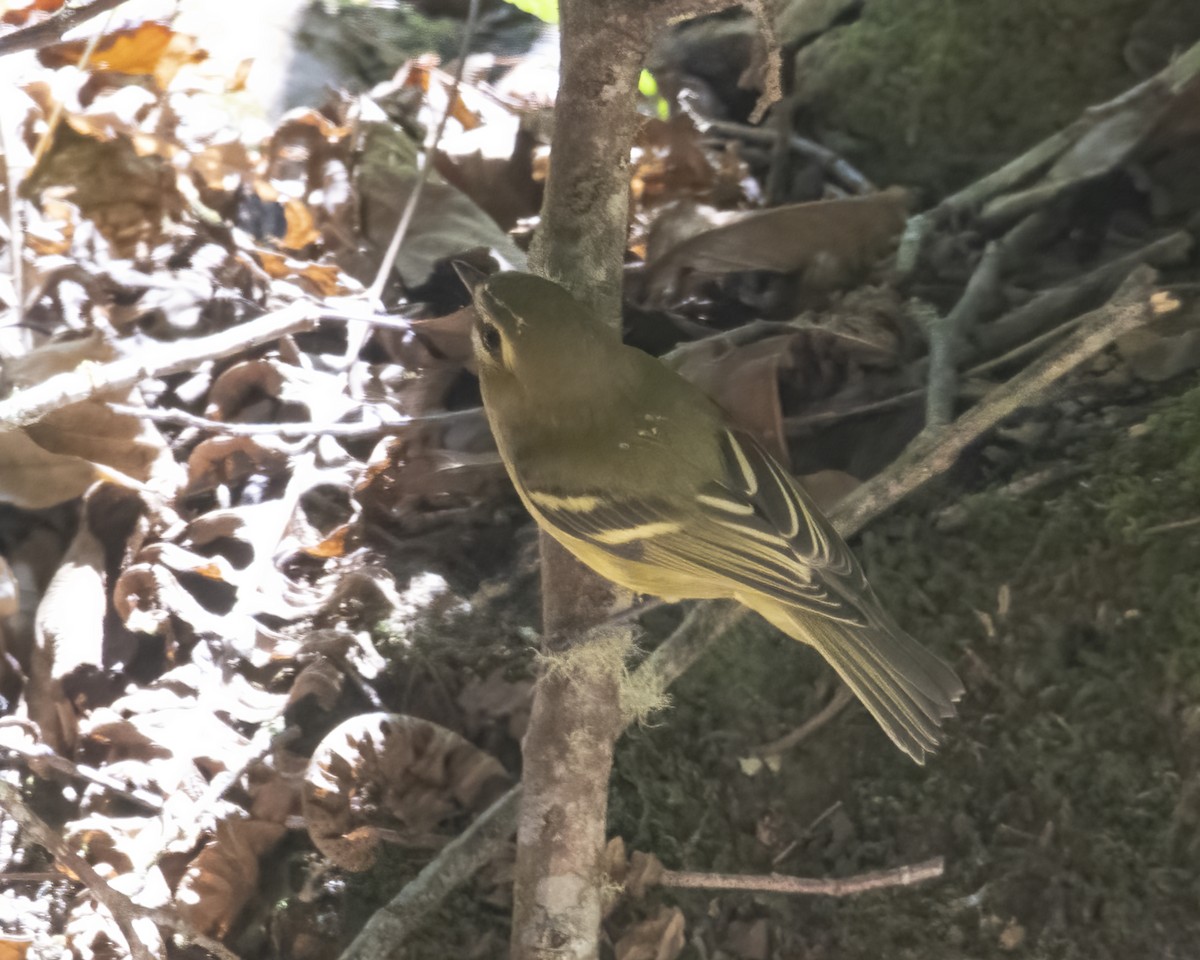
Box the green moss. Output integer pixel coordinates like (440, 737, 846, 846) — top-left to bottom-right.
(794, 0, 1152, 192)
(610, 379, 1200, 957)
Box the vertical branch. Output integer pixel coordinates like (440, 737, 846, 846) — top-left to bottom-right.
(527, 4, 649, 321)
(513, 3, 652, 959)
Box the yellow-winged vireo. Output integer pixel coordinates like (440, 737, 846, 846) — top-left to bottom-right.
(458, 267, 963, 763)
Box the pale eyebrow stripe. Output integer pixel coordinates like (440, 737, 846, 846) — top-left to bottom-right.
(529, 491, 603, 512)
(696, 493, 755, 516)
(591, 521, 682, 545)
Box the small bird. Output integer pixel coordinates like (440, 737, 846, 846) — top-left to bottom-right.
(459, 267, 963, 762)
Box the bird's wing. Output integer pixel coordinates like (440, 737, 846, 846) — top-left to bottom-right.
(521, 428, 871, 626)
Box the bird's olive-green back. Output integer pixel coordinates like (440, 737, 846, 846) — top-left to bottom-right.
(471, 272, 727, 499)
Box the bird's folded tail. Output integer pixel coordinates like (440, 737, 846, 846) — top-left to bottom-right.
(764, 606, 964, 764)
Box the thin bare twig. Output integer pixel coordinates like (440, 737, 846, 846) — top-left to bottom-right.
(0, 780, 239, 960)
(836, 266, 1175, 534)
(0, 302, 319, 429)
(106, 402, 483, 439)
(0, 737, 164, 812)
(338, 787, 522, 960)
(1142, 516, 1200, 536)
(31, 7, 118, 165)
(0, 0, 125, 56)
(754, 685, 854, 758)
(926, 241, 1005, 427)
(660, 856, 945, 897)
(364, 0, 480, 309)
(682, 108, 875, 195)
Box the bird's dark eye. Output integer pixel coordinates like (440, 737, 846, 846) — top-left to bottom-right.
(480, 321, 502, 358)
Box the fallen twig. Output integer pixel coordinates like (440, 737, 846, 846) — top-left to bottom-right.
(0, 0, 125, 56)
(338, 787, 522, 960)
(0, 732, 164, 813)
(894, 38, 1200, 268)
(106, 402, 483, 439)
(837, 266, 1176, 534)
(0, 302, 320, 429)
(660, 856, 945, 897)
(684, 110, 875, 195)
(753, 685, 854, 758)
(966, 231, 1191, 361)
(926, 241, 1005, 427)
(0, 780, 239, 960)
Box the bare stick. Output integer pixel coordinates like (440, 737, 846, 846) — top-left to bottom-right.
(660, 856, 944, 897)
(754, 685, 854, 758)
(0, 301, 319, 429)
(338, 787, 522, 960)
(0, 738, 164, 812)
(925, 241, 1004, 427)
(106, 402, 483, 438)
(966, 231, 1191, 360)
(690, 112, 875, 195)
(0, 0, 125, 56)
(363, 0, 480, 309)
(836, 266, 1175, 534)
(0, 780, 240, 960)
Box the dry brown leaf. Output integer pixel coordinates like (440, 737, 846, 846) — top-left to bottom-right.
(185, 435, 291, 495)
(254, 250, 347, 296)
(25, 399, 176, 491)
(303, 712, 510, 871)
(0, 936, 32, 960)
(669, 332, 798, 462)
(632, 116, 721, 208)
(40, 21, 207, 88)
(457, 668, 533, 741)
(2, 329, 114, 387)
(175, 816, 287, 936)
(625, 850, 666, 900)
(614, 906, 686, 960)
(2, 0, 65, 26)
(725, 918, 769, 960)
(0, 429, 98, 510)
(281, 198, 320, 251)
(22, 124, 182, 254)
(26, 506, 107, 753)
(287, 657, 344, 712)
(643, 191, 907, 302)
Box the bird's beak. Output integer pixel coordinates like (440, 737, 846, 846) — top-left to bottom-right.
(452, 260, 489, 299)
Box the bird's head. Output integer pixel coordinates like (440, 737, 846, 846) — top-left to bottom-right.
(455, 267, 616, 397)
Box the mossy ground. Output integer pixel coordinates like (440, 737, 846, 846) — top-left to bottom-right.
(609, 377, 1200, 958)
(793, 0, 1150, 193)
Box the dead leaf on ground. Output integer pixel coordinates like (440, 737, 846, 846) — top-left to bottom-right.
(22, 124, 183, 254)
(303, 712, 511, 871)
(642, 191, 907, 303)
(175, 815, 287, 936)
(350, 119, 526, 288)
(39, 21, 207, 89)
(0, 935, 32, 960)
(0, 429, 99, 510)
(615, 906, 686, 960)
(2, 0, 66, 27)
(26, 496, 109, 754)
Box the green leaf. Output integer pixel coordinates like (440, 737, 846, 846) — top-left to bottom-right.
(638, 69, 658, 98)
